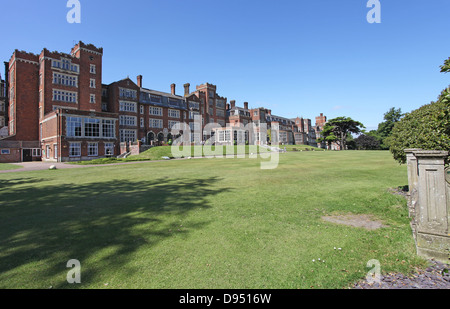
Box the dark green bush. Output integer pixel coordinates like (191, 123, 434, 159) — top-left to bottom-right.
(388, 88, 450, 164)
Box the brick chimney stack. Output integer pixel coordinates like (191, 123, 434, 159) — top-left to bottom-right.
(230, 100, 236, 109)
(184, 83, 190, 97)
(137, 75, 143, 88)
(171, 83, 176, 95)
(244, 102, 249, 110)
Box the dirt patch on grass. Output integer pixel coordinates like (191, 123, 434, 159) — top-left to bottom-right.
(322, 214, 388, 231)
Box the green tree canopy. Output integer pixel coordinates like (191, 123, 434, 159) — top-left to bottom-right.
(440, 57, 450, 73)
(354, 134, 381, 150)
(321, 117, 365, 150)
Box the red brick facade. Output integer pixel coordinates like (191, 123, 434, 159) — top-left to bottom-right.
(0, 41, 329, 162)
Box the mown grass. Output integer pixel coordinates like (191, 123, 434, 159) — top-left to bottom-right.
(0, 151, 427, 289)
(71, 145, 271, 165)
(0, 163, 22, 171)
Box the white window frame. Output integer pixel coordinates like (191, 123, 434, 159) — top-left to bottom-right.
(119, 101, 137, 113)
(149, 118, 163, 129)
(54, 144, 58, 159)
(53, 89, 78, 103)
(119, 129, 137, 143)
(32, 149, 41, 157)
(119, 115, 137, 126)
(88, 142, 98, 157)
(168, 109, 180, 119)
(105, 143, 114, 156)
(90, 78, 96, 88)
(149, 106, 163, 116)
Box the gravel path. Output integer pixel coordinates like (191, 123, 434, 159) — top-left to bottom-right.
(354, 260, 450, 289)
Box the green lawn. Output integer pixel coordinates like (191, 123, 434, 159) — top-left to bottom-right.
(0, 163, 22, 171)
(0, 151, 427, 289)
(71, 145, 271, 165)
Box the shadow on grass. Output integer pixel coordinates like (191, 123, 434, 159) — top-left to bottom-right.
(0, 176, 228, 288)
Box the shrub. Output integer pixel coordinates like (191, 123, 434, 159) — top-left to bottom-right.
(388, 88, 450, 164)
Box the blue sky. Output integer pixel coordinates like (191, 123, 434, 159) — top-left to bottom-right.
(2, 0, 449, 130)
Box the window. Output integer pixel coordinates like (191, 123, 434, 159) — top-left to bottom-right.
(53, 89, 77, 103)
(102, 88, 108, 97)
(149, 118, 163, 129)
(32, 149, 41, 157)
(53, 73, 78, 87)
(216, 99, 226, 108)
(0, 116, 4, 127)
(168, 109, 180, 119)
(54, 144, 58, 159)
(67, 117, 115, 138)
(189, 101, 200, 110)
(189, 111, 200, 120)
(119, 101, 137, 112)
(90, 79, 96, 88)
(62, 59, 71, 70)
(150, 95, 161, 103)
(119, 115, 137, 126)
(140, 118, 144, 128)
(1, 149, 10, 155)
(279, 131, 288, 143)
(168, 121, 180, 129)
(66, 117, 82, 137)
(119, 88, 137, 99)
(84, 118, 100, 137)
(52, 59, 79, 73)
(105, 143, 114, 156)
(149, 106, 163, 116)
(88, 143, 98, 157)
(90, 94, 96, 103)
(0, 102, 4, 112)
(120, 129, 137, 143)
(140, 105, 144, 114)
(216, 109, 225, 117)
(90, 64, 96, 74)
(102, 120, 115, 138)
(168, 98, 180, 106)
(69, 143, 81, 157)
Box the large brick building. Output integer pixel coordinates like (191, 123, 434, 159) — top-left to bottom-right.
(0, 41, 329, 162)
(0, 62, 8, 138)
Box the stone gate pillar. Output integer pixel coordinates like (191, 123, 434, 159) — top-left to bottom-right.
(405, 149, 422, 241)
(413, 150, 449, 262)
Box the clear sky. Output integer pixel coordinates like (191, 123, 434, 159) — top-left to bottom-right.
(2, 0, 449, 130)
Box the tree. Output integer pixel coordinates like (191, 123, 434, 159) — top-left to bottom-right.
(354, 134, 381, 150)
(321, 117, 365, 150)
(440, 57, 450, 73)
(388, 57, 450, 164)
(377, 107, 403, 149)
